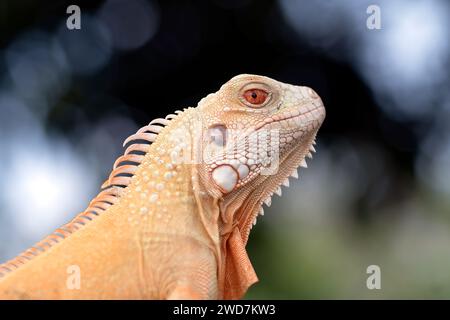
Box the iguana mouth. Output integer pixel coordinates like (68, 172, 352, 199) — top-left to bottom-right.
(255, 104, 325, 131)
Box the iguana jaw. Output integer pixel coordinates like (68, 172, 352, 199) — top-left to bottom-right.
(238, 131, 319, 243)
(216, 102, 325, 244)
(221, 127, 321, 245)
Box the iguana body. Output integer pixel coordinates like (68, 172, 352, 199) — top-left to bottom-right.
(0, 74, 325, 299)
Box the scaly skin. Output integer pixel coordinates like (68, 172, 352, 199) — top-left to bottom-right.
(0, 74, 325, 299)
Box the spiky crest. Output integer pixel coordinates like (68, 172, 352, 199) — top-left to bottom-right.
(0, 111, 182, 277)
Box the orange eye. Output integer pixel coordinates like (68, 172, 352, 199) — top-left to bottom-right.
(243, 89, 268, 106)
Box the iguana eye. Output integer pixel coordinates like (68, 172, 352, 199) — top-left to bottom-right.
(243, 89, 268, 106)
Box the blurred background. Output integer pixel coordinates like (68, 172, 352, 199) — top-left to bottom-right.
(0, 0, 449, 299)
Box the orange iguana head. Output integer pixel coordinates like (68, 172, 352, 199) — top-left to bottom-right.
(194, 74, 326, 298)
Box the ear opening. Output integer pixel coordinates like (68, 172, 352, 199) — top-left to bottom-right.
(207, 124, 228, 148)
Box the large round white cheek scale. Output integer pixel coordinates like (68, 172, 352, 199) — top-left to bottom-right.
(211, 164, 237, 193)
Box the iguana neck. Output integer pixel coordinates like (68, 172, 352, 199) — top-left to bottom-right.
(123, 107, 222, 249)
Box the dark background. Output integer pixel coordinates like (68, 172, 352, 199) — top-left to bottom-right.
(0, 0, 449, 298)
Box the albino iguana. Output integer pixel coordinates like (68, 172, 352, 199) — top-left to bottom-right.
(0, 74, 325, 299)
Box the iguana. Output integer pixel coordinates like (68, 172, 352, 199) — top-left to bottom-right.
(0, 74, 325, 299)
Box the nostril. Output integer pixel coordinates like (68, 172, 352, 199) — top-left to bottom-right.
(307, 87, 319, 99)
(300, 86, 319, 99)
